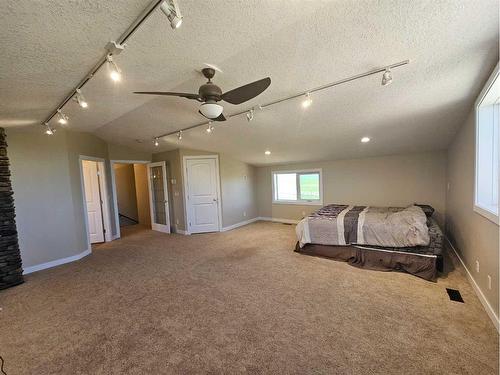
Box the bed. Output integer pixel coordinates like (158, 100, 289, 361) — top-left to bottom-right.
(294, 204, 443, 281)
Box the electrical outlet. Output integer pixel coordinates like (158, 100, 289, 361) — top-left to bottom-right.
(488, 275, 492, 290)
(243, 211, 247, 217)
(476, 260, 480, 273)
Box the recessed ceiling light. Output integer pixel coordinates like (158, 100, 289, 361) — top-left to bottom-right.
(265, 150, 271, 155)
(361, 137, 370, 143)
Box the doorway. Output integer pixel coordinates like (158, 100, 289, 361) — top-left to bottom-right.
(183, 155, 222, 234)
(112, 162, 152, 237)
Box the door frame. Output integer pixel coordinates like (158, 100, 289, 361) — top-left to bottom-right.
(110, 159, 151, 239)
(147, 161, 171, 233)
(182, 155, 222, 235)
(79, 156, 112, 250)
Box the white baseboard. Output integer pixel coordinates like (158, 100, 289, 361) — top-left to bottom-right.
(221, 217, 260, 232)
(445, 237, 499, 332)
(258, 216, 300, 225)
(174, 228, 188, 235)
(23, 248, 92, 275)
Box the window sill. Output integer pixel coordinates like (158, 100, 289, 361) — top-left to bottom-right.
(272, 201, 323, 206)
(474, 205, 499, 225)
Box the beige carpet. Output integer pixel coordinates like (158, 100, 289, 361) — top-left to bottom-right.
(0, 222, 498, 374)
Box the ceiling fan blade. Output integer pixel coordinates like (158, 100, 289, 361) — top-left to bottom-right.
(133, 91, 201, 101)
(221, 77, 271, 105)
(198, 111, 226, 122)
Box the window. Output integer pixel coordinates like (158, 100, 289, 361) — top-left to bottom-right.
(272, 169, 322, 205)
(475, 63, 499, 224)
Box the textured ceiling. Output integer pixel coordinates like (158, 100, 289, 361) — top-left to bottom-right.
(0, 0, 498, 165)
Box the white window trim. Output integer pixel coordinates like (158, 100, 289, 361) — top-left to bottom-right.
(272, 168, 323, 206)
(474, 62, 499, 225)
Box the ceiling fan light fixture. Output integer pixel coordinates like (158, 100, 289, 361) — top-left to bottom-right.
(160, 0, 183, 29)
(302, 92, 312, 108)
(382, 69, 393, 86)
(199, 101, 223, 119)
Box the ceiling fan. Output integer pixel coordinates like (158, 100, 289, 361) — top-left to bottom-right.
(133, 68, 271, 121)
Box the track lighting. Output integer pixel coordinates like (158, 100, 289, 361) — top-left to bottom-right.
(265, 150, 271, 155)
(382, 69, 393, 86)
(44, 123, 54, 135)
(177, 130, 183, 140)
(160, 0, 183, 29)
(154, 138, 159, 147)
(246, 109, 254, 122)
(302, 92, 312, 108)
(107, 55, 122, 82)
(57, 109, 68, 125)
(361, 137, 370, 143)
(75, 89, 88, 108)
(206, 122, 214, 133)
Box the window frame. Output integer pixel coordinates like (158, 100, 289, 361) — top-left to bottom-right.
(272, 168, 323, 205)
(474, 62, 499, 225)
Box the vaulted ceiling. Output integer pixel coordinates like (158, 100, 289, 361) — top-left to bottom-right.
(0, 0, 498, 165)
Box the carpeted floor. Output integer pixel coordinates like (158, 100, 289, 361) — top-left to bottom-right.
(0, 222, 498, 374)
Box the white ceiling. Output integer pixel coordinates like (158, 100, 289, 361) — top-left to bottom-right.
(1, 0, 498, 165)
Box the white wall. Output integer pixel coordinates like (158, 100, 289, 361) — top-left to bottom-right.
(256, 151, 447, 226)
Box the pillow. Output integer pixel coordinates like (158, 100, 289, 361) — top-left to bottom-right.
(414, 204, 434, 217)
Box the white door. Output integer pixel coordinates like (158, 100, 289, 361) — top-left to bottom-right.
(147, 162, 171, 233)
(82, 160, 105, 243)
(185, 157, 220, 233)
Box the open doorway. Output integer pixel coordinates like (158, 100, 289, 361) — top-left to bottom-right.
(112, 162, 151, 237)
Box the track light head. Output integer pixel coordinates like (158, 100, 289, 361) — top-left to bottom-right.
(107, 55, 122, 82)
(246, 109, 254, 122)
(75, 89, 88, 108)
(177, 130, 183, 140)
(154, 138, 159, 147)
(44, 123, 54, 135)
(302, 92, 312, 108)
(160, 0, 183, 29)
(206, 122, 214, 133)
(382, 69, 393, 86)
(57, 109, 68, 125)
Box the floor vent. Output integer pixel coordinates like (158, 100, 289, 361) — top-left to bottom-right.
(446, 288, 464, 303)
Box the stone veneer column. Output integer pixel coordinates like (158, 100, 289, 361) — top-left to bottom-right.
(0, 128, 23, 289)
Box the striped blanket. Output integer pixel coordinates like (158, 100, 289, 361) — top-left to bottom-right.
(296, 204, 430, 248)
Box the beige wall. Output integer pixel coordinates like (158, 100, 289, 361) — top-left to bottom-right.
(114, 164, 138, 221)
(446, 110, 499, 319)
(6, 126, 152, 269)
(133, 164, 151, 227)
(153, 148, 258, 231)
(256, 151, 447, 226)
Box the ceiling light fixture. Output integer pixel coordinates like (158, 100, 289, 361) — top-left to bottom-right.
(177, 130, 183, 140)
(199, 101, 223, 119)
(265, 150, 271, 155)
(44, 123, 54, 135)
(361, 137, 370, 143)
(154, 137, 159, 147)
(107, 55, 122, 82)
(160, 0, 183, 29)
(246, 109, 254, 122)
(56, 109, 68, 125)
(75, 89, 88, 108)
(382, 69, 393, 86)
(154, 60, 409, 141)
(206, 122, 214, 133)
(302, 92, 312, 108)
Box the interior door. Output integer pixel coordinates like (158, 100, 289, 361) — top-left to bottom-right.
(147, 162, 171, 233)
(82, 160, 105, 243)
(185, 157, 220, 233)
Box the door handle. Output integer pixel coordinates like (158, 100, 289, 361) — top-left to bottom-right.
(213, 198, 217, 202)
